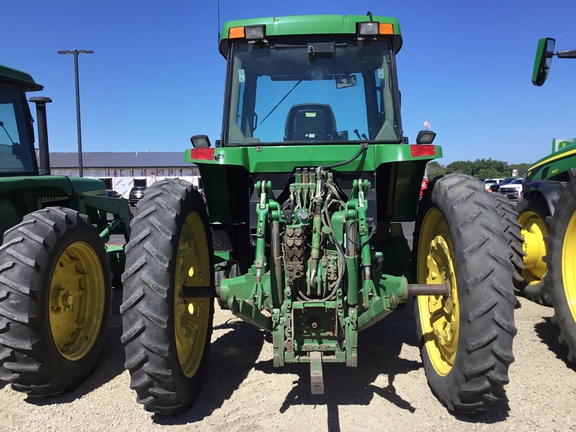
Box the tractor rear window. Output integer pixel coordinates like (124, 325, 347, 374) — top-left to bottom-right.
(0, 87, 36, 175)
(224, 38, 400, 145)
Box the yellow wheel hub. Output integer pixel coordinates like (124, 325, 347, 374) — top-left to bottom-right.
(519, 210, 548, 285)
(417, 208, 459, 377)
(174, 211, 211, 378)
(563, 210, 576, 321)
(49, 241, 105, 361)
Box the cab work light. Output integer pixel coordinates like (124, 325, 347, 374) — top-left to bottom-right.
(245, 25, 265, 39)
(415, 130, 437, 145)
(358, 22, 394, 36)
(229, 25, 265, 40)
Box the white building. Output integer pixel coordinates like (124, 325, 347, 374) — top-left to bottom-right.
(49, 152, 200, 198)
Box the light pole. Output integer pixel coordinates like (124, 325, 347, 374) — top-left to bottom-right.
(58, 49, 93, 177)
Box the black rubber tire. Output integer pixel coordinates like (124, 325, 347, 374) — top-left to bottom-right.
(515, 194, 551, 305)
(413, 174, 517, 414)
(546, 169, 576, 363)
(0, 207, 112, 395)
(492, 193, 525, 290)
(121, 179, 214, 414)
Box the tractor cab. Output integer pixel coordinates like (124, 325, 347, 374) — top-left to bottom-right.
(0, 65, 41, 176)
(219, 15, 404, 146)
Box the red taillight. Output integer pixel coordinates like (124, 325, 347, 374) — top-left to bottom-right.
(411, 145, 436, 157)
(190, 148, 215, 160)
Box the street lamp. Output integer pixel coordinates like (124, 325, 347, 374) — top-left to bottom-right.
(58, 49, 93, 177)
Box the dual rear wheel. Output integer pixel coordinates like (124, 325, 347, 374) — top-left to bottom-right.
(0, 207, 111, 395)
(414, 174, 517, 413)
(514, 170, 576, 364)
(515, 195, 551, 305)
(546, 171, 576, 363)
(121, 179, 213, 414)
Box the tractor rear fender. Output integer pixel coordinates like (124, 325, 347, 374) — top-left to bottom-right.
(82, 193, 132, 241)
(196, 157, 429, 275)
(522, 179, 564, 217)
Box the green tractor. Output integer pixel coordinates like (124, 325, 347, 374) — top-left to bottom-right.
(0, 65, 131, 394)
(516, 38, 576, 362)
(121, 13, 517, 414)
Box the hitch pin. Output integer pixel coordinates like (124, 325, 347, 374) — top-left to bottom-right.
(408, 283, 450, 297)
(259, 181, 267, 209)
(181, 285, 216, 298)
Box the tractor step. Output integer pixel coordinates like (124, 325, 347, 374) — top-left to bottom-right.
(310, 351, 324, 394)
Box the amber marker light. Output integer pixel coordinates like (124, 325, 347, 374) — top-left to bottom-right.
(379, 23, 394, 35)
(229, 26, 245, 39)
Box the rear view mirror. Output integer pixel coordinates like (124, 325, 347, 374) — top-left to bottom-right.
(335, 75, 357, 89)
(532, 38, 555, 86)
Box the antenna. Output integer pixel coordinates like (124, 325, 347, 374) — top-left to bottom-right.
(217, 0, 221, 43)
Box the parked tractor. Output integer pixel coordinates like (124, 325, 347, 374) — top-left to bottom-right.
(121, 13, 517, 414)
(516, 38, 576, 362)
(0, 65, 131, 394)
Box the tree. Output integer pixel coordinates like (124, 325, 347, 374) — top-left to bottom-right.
(426, 159, 531, 179)
(426, 161, 445, 178)
(446, 160, 474, 175)
(425, 159, 531, 179)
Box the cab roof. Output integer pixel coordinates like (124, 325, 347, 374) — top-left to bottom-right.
(219, 14, 402, 58)
(0, 64, 43, 92)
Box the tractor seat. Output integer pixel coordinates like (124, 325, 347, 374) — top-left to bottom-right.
(284, 104, 337, 142)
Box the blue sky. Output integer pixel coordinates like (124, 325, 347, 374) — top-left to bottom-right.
(2, 0, 575, 165)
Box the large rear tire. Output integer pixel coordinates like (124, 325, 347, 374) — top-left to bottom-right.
(493, 193, 525, 290)
(516, 194, 551, 305)
(546, 170, 576, 363)
(413, 174, 517, 413)
(0, 207, 111, 395)
(121, 179, 214, 414)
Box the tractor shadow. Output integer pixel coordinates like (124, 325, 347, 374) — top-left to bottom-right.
(150, 305, 422, 427)
(24, 287, 126, 407)
(152, 318, 265, 425)
(258, 302, 422, 414)
(256, 301, 511, 429)
(534, 317, 576, 370)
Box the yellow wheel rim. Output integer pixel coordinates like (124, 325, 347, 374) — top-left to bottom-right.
(519, 210, 548, 285)
(563, 210, 576, 321)
(174, 211, 211, 378)
(49, 241, 105, 361)
(417, 208, 459, 377)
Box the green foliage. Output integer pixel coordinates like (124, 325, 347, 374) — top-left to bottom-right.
(426, 161, 444, 178)
(425, 158, 531, 179)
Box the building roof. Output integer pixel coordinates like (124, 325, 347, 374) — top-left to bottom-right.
(49, 152, 195, 168)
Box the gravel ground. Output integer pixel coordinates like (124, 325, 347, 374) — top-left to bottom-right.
(2, 292, 576, 432)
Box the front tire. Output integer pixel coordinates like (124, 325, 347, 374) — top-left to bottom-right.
(413, 174, 517, 413)
(546, 170, 576, 363)
(0, 207, 111, 395)
(121, 179, 214, 414)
